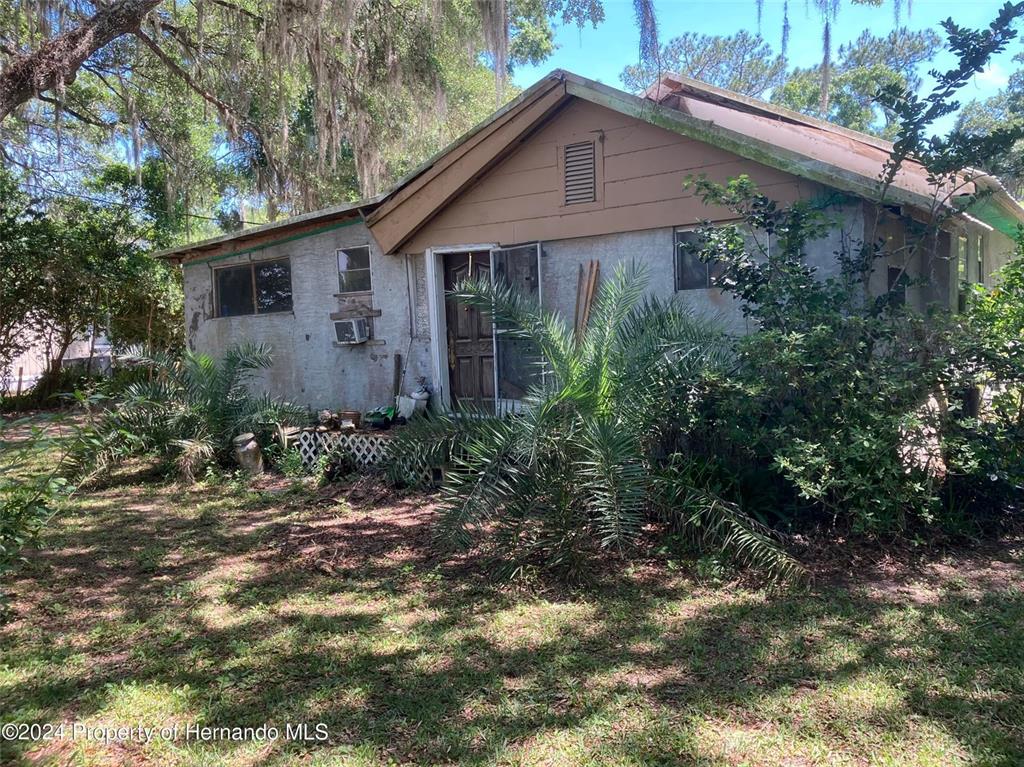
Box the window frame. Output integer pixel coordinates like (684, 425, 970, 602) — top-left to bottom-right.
(337, 245, 373, 296)
(213, 256, 294, 318)
(956, 234, 969, 285)
(673, 225, 741, 292)
(975, 233, 986, 286)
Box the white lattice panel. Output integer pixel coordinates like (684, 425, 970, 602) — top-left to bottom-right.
(294, 429, 391, 470)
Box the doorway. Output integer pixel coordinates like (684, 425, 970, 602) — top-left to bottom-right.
(443, 251, 493, 409)
(428, 243, 543, 413)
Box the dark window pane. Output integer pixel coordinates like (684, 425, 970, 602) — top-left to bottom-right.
(976, 235, 985, 284)
(217, 265, 254, 317)
(339, 268, 372, 293)
(255, 259, 292, 313)
(493, 244, 538, 330)
(888, 266, 909, 307)
(338, 246, 371, 271)
(675, 230, 709, 290)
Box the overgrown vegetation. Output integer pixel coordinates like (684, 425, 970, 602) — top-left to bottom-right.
(69, 342, 307, 483)
(676, 176, 1024, 536)
(0, 166, 183, 406)
(388, 263, 804, 583)
(387, 6, 1024, 582)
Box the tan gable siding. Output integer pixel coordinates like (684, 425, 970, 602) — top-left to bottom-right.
(404, 98, 824, 253)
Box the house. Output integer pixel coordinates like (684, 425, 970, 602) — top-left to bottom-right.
(157, 70, 1024, 414)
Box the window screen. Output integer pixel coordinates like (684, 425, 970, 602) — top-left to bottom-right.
(674, 229, 723, 291)
(255, 259, 293, 313)
(957, 235, 968, 284)
(215, 259, 292, 317)
(338, 246, 372, 293)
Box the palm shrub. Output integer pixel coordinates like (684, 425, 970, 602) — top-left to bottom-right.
(386, 263, 804, 583)
(70, 342, 307, 483)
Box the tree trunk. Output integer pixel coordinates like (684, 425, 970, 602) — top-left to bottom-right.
(0, 0, 162, 122)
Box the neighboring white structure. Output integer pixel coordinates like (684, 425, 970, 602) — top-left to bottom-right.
(2, 328, 111, 395)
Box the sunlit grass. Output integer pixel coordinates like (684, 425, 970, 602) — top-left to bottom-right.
(1, 425, 1022, 766)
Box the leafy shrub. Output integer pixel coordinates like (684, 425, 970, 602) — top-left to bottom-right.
(680, 176, 1024, 534)
(277, 447, 307, 479)
(315, 444, 359, 484)
(387, 263, 804, 583)
(0, 417, 72, 615)
(942, 238, 1024, 508)
(70, 342, 308, 483)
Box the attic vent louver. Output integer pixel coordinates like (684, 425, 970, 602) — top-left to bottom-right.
(563, 141, 596, 205)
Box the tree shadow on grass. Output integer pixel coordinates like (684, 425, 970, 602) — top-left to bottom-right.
(2, 477, 1023, 766)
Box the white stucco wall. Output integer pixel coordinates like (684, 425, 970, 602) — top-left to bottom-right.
(986, 227, 1018, 281)
(181, 202, 1015, 414)
(182, 221, 432, 412)
(536, 200, 866, 335)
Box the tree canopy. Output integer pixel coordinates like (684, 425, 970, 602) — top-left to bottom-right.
(620, 31, 787, 97)
(0, 0, 660, 234)
(772, 28, 941, 137)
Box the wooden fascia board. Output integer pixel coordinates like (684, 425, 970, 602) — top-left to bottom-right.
(564, 78, 937, 215)
(368, 82, 568, 254)
(367, 77, 566, 224)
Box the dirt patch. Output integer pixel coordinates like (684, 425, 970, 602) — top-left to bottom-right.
(266, 478, 1024, 602)
(796, 530, 1024, 604)
(272, 477, 440, 575)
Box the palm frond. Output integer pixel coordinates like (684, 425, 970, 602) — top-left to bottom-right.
(449, 277, 577, 384)
(577, 417, 649, 550)
(69, 343, 306, 483)
(655, 462, 806, 586)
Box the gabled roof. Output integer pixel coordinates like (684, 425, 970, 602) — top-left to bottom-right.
(159, 69, 1024, 263)
(368, 70, 1024, 251)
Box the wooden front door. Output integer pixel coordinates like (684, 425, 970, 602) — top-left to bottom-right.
(444, 251, 494, 409)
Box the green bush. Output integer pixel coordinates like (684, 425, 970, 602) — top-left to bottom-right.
(681, 176, 1023, 534)
(942, 236, 1024, 508)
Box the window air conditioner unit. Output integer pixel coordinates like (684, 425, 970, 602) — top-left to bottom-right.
(334, 317, 369, 344)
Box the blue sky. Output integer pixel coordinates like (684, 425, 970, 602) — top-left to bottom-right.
(511, 0, 1019, 133)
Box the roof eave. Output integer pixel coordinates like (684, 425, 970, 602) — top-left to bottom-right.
(154, 194, 386, 263)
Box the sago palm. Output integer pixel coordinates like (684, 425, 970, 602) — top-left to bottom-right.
(388, 262, 804, 583)
(72, 342, 307, 482)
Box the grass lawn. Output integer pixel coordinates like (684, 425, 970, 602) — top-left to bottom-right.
(2, 443, 1023, 765)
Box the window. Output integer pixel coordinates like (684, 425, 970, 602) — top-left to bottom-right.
(887, 265, 910, 307)
(976, 234, 985, 285)
(216, 258, 292, 317)
(563, 141, 596, 205)
(957, 235, 969, 284)
(674, 229, 724, 291)
(337, 246, 372, 293)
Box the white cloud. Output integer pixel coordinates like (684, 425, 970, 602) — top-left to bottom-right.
(975, 62, 1009, 88)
